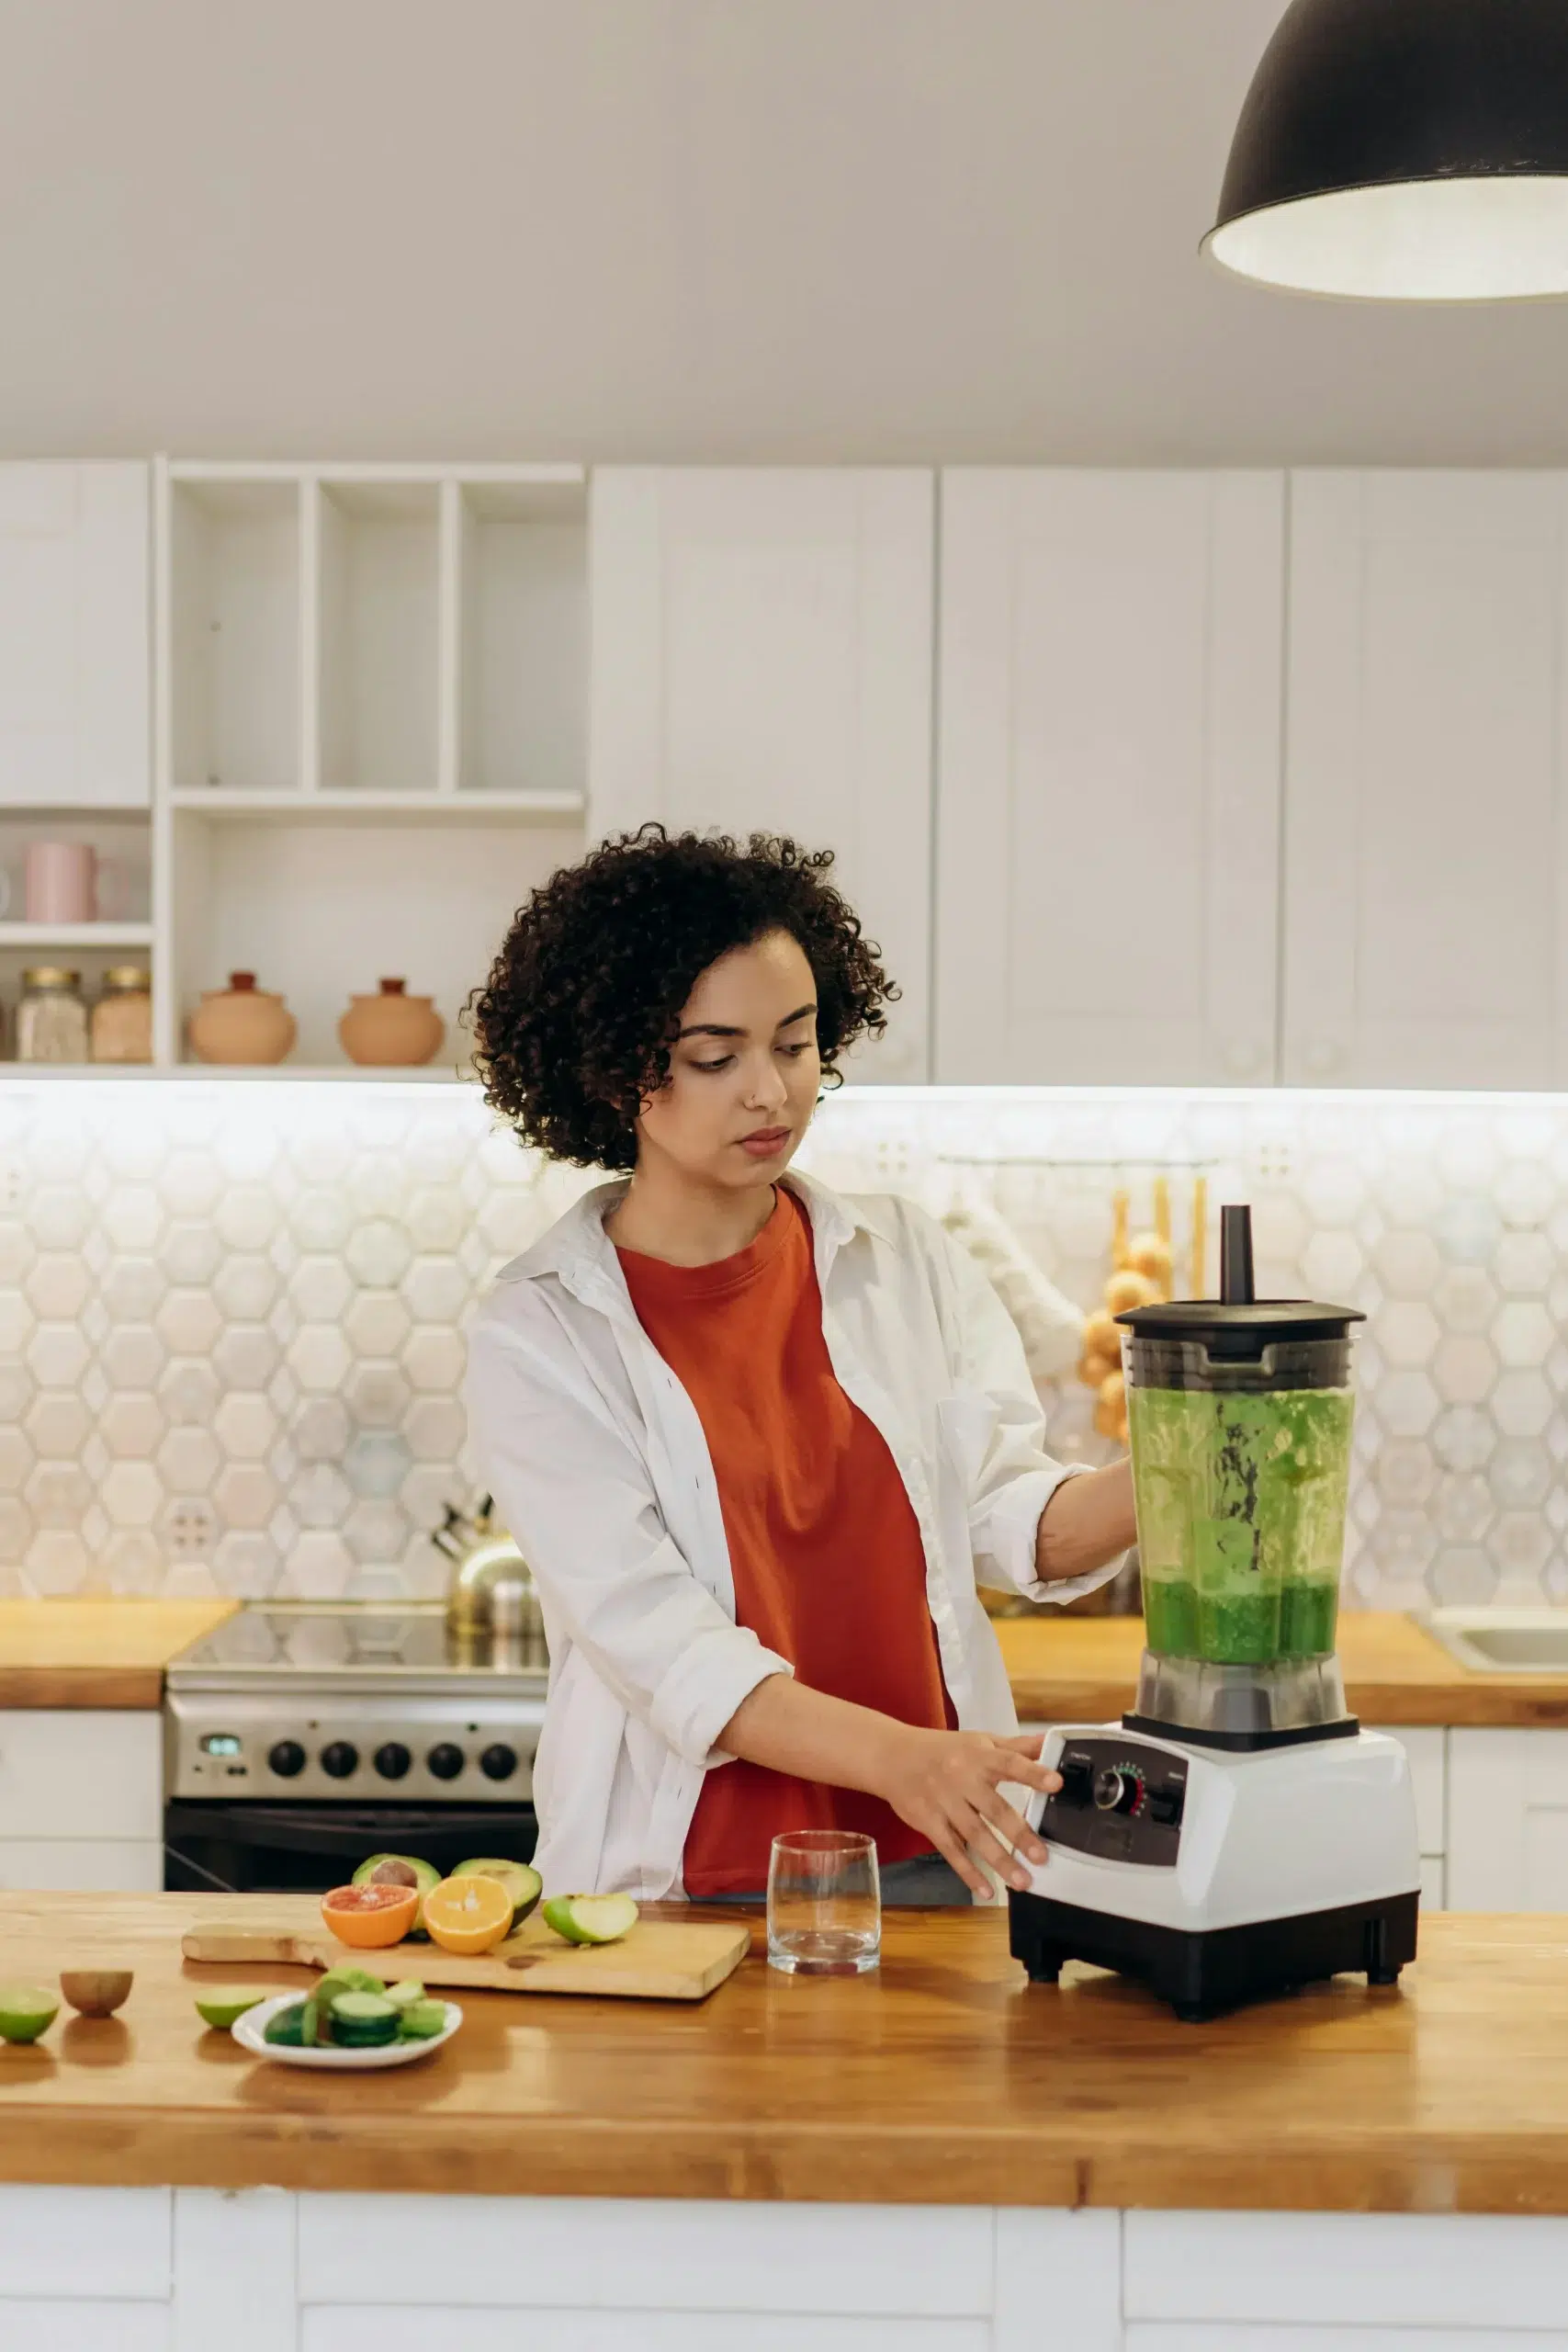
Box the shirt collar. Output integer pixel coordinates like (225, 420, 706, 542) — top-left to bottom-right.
(505, 1167, 896, 1318)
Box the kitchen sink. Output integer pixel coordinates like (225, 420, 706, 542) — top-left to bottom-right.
(1424, 1607, 1568, 1673)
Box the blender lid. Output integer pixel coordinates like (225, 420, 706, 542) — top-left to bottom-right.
(1114, 1201, 1365, 1345)
(1115, 1296, 1365, 1340)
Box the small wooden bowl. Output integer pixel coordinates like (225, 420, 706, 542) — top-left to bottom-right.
(59, 1969, 133, 2018)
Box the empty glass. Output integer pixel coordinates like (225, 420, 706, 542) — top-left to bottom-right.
(767, 1830, 881, 1975)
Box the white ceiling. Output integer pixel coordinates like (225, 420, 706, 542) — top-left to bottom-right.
(7, 0, 1568, 465)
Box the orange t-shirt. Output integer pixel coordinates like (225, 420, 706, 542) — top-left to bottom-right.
(617, 1186, 953, 1896)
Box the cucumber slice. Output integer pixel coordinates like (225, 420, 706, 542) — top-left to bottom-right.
(540, 1893, 639, 1946)
(264, 2003, 308, 2047)
(396, 2000, 448, 2040)
(383, 1979, 426, 2011)
(329, 1990, 400, 2048)
(314, 1965, 385, 2006)
(330, 1990, 398, 2020)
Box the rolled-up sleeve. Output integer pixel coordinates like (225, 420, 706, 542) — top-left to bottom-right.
(940, 1224, 1125, 1609)
(466, 1298, 791, 1765)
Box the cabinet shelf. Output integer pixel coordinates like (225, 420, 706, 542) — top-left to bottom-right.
(0, 922, 152, 949)
(0, 1062, 478, 1084)
(169, 788, 583, 825)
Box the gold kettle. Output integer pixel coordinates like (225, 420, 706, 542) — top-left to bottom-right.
(434, 1495, 542, 1645)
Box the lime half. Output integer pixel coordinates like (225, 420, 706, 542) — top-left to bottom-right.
(194, 1989, 269, 2030)
(0, 1984, 60, 2043)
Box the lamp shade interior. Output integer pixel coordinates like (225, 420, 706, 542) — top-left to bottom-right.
(1206, 175, 1568, 302)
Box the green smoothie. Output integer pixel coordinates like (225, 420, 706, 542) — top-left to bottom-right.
(1129, 1384, 1352, 1665)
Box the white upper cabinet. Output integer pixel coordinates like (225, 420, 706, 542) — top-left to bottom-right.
(0, 462, 150, 807)
(589, 469, 934, 1082)
(935, 470, 1284, 1086)
(1283, 471, 1568, 1089)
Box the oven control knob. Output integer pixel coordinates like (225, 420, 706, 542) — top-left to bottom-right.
(374, 1742, 412, 1781)
(320, 1741, 359, 1781)
(267, 1739, 306, 1779)
(427, 1742, 465, 1781)
(479, 1743, 517, 1782)
(1092, 1765, 1142, 1815)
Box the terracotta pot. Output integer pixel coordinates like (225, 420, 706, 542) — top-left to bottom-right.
(339, 977, 445, 1068)
(186, 972, 297, 1066)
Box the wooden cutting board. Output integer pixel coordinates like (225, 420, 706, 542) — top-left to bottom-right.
(183, 1910, 751, 2002)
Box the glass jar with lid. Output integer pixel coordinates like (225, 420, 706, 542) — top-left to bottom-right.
(16, 968, 89, 1064)
(90, 966, 152, 1064)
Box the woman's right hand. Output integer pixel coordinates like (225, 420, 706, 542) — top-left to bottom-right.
(873, 1725, 1060, 1898)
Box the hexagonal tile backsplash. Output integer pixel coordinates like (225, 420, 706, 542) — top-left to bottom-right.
(5, 1078, 1568, 1611)
(800, 1086, 1568, 1615)
(0, 1082, 595, 1602)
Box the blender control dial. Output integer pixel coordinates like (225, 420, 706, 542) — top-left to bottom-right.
(1092, 1763, 1145, 1816)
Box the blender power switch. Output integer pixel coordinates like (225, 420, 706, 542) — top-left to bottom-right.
(1056, 1756, 1093, 1805)
(1148, 1786, 1184, 1827)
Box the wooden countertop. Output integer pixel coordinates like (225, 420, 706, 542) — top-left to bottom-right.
(5, 1892, 1568, 2211)
(0, 1600, 237, 1708)
(997, 1609, 1568, 1728)
(4, 1598, 1566, 1724)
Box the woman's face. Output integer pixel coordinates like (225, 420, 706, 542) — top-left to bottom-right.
(635, 929, 821, 1190)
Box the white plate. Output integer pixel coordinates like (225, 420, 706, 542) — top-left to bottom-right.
(232, 1992, 463, 2069)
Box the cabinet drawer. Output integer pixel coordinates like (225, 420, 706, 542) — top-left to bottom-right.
(0, 1838, 163, 1892)
(1365, 1725, 1446, 1856)
(1449, 1727, 1568, 1910)
(0, 1711, 161, 1839)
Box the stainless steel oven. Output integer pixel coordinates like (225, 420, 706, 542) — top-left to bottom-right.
(164, 1603, 545, 1897)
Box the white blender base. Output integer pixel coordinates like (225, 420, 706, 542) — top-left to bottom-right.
(1008, 1723, 1422, 2021)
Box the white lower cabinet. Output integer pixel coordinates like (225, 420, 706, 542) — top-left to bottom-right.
(306, 2317, 982, 2351)
(10, 2193, 1568, 2350)
(1448, 1728, 1568, 1910)
(1369, 1724, 1446, 1868)
(0, 1709, 163, 1894)
(1125, 2210, 1568, 2337)
(0, 1838, 163, 1892)
(4, 2306, 169, 2352)
(0, 1709, 162, 1839)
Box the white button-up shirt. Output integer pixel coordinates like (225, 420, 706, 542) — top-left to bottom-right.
(465, 1171, 1115, 1899)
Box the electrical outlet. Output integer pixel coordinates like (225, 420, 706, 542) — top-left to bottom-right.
(163, 1498, 217, 1556)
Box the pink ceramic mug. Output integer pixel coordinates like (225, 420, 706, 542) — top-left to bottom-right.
(24, 842, 97, 923)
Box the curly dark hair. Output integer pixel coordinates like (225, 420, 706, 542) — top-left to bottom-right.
(469, 826, 897, 1170)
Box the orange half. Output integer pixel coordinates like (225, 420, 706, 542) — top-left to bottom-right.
(422, 1872, 514, 1956)
(321, 1882, 418, 1949)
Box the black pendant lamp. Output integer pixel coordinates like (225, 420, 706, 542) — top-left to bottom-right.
(1204, 0, 1568, 300)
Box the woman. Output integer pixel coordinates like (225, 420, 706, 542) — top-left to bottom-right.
(466, 828, 1136, 1905)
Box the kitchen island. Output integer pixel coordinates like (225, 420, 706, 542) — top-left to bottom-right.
(5, 1893, 1568, 2348)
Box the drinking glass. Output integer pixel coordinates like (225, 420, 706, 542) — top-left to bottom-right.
(767, 1830, 880, 1975)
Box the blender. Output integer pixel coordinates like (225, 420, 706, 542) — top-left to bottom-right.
(1009, 1205, 1421, 2020)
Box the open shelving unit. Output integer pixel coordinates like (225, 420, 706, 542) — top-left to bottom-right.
(152, 458, 592, 1070)
(0, 798, 156, 1046)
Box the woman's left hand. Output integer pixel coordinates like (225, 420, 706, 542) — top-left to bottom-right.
(871, 1723, 1060, 1898)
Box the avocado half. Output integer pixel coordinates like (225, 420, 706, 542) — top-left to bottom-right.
(352, 1853, 442, 1938)
(451, 1857, 543, 1930)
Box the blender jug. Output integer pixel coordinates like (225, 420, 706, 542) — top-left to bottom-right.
(1117, 1205, 1363, 1732)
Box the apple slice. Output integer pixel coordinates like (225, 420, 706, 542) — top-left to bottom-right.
(540, 1894, 639, 1946)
